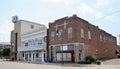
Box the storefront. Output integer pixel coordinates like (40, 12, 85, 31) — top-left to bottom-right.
(49, 43, 84, 62)
(20, 51, 46, 62)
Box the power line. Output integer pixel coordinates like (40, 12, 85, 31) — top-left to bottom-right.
(92, 10, 120, 22)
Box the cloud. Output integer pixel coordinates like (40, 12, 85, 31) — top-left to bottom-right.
(40, 0, 72, 5)
(78, 3, 94, 14)
(95, 11, 104, 18)
(78, 3, 104, 18)
(96, 0, 110, 7)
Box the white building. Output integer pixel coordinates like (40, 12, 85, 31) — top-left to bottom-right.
(13, 20, 47, 63)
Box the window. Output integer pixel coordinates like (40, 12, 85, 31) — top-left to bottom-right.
(29, 53, 31, 58)
(25, 42, 28, 47)
(88, 31, 91, 39)
(104, 36, 105, 41)
(35, 39, 38, 46)
(28, 40, 31, 46)
(33, 39, 35, 46)
(22, 53, 24, 57)
(57, 53, 71, 61)
(100, 34, 102, 41)
(38, 39, 42, 45)
(43, 36, 46, 42)
(59, 30, 63, 40)
(68, 27, 73, 38)
(51, 31, 55, 41)
(81, 28, 84, 38)
(31, 25, 34, 29)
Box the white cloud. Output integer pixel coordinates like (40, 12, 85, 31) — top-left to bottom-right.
(96, 0, 110, 7)
(78, 3, 94, 14)
(63, 0, 72, 5)
(78, 3, 104, 18)
(40, 0, 72, 5)
(95, 11, 104, 18)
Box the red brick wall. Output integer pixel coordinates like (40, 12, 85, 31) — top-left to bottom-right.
(48, 15, 117, 59)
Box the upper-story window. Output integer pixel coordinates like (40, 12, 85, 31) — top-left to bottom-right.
(104, 36, 105, 41)
(33, 39, 36, 46)
(51, 31, 55, 41)
(100, 34, 102, 41)
(25, 42, 28, 47)
(81, 28, 84, 38)
(68, 27, 73, 38)
(38, 39, 42, 46)
(88, 31, 91, 39)
(31, 25, 34, 29)
(59, 30, 63, 40)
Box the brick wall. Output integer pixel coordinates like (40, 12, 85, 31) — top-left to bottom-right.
(48, 15, 117, 59)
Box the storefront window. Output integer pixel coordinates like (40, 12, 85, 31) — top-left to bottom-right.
(57, 53, 71, 61)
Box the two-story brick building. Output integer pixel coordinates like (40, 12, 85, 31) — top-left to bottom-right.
(48, 15, 117, 62)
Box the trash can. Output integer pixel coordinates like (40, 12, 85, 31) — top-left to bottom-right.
(47, 57, 51, 63)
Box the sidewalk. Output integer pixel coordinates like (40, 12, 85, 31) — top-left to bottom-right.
(1, 59, 120, 69)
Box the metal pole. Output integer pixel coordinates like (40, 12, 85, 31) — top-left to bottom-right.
(61, 33, 64, 65)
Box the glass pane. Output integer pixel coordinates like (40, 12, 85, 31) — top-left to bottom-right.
(57, 53, 62, 61)
(63, 53, 66, 61)
(66, 53, 71, 61)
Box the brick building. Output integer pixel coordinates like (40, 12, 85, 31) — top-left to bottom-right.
(48, 15, 117, 62)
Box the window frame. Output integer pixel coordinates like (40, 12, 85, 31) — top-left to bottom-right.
(51, 31, 55, 41)
(68, 27, 73, 38)
(81, 28, 84, 38)
(88, 31, 91, 39)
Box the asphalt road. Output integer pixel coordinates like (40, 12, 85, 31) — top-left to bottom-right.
(0, 59, 120, 69)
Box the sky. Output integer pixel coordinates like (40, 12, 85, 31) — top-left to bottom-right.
(0, 0, 120, 44)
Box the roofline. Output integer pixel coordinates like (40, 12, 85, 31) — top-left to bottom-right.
(18, 19, 47, 28)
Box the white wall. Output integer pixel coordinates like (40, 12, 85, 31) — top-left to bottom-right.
(20, 20, 47, 35)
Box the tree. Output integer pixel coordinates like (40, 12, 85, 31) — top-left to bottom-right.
(1, 48, 10, 57)
(0, 50, 1, 57)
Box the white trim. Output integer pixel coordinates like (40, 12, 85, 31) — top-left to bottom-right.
(21, 30, 46, 39)
(49, 42, 84, 47)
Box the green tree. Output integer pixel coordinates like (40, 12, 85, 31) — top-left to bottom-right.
(0, 50, 2, 57)
(1, 48, 10, 57)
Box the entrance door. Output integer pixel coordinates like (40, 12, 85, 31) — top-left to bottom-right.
(25, 54, 28, 61)
(33, 53, 34, 61)
(71, 52, 74, 62)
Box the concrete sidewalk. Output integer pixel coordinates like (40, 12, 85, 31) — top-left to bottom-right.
(0, 59, 120, 69)
(102, 58, 120, 65)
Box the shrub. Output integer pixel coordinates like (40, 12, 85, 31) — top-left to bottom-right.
(85, 60, 91, 64)
(79, 60, 85, 64)
(79, 55, 102, 65)
(79, 60, 91, 64)
(85, 55, 96, 63)
(95, 60, 101, 65)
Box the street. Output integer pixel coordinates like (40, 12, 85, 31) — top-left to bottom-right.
(0, 59, 120, 69)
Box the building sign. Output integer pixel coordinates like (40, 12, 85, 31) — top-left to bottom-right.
(61, 45, 68, 51)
